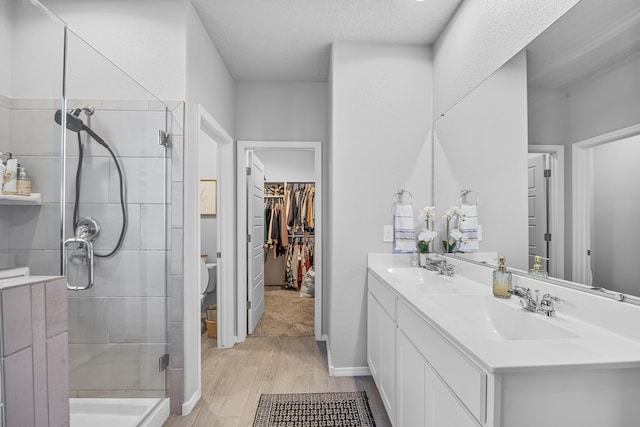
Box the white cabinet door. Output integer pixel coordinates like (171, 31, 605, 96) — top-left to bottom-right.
(425, 360, 480, 427)
(367, 292, 396, 423)
(397, 330, 426, 427)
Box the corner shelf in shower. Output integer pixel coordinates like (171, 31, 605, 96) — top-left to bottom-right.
(0, 193, 42, 205)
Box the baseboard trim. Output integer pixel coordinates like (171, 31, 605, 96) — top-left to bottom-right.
(324, 334, 371, 377)
(331, 366, 372, 377)
(182, 390, 201, 416)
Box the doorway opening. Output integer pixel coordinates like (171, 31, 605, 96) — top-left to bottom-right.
(236, 141, 323, 343)
(528, 145, 565, 279)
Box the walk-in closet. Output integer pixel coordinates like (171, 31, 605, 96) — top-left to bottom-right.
(251, 149, 316, 337)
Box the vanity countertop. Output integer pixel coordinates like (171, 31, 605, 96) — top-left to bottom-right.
(368, 254, 640, 374)
(0, 275, 65, 290)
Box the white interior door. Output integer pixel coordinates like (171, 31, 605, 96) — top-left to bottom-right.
(247, 151, 265, 334)
(528, 153, 549, 270)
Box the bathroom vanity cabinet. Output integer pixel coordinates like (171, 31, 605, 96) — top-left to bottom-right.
(367, 263, 640, 427)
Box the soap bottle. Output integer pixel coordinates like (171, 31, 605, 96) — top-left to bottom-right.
(529, 255, 549, 278)
(2, 155, 17, 195)
(493, 255, 512, 298)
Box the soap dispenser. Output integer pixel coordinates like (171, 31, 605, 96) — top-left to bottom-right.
(493, 256, 512, 298)
(529, 255, 549, 278)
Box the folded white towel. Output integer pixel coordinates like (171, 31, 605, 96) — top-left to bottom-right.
(394, 204, 416, 252)
(459, 203, 479, 251)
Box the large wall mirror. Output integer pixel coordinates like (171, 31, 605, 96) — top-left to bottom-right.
(434, 0, 640, 299)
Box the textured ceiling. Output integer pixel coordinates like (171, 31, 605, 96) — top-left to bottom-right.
(527, 0, 640, 90)
(190, 0, 463, 82)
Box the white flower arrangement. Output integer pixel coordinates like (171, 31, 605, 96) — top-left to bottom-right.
(417, 206, 437, 254)
(442, 206, 466, 253)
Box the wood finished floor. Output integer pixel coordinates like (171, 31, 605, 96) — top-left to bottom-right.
(163, 335, 391, 427)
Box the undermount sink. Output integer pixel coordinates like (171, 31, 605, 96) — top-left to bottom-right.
(426, 294, 579, 341)
(385, 267, 485, 294)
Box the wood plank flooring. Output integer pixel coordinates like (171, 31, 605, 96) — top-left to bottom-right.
(163, 335, 391, 427)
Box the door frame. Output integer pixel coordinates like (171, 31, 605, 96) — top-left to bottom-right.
(236, 140, 323, 342)
(572, 123, 640, 283)
(528, 145, 565, 279)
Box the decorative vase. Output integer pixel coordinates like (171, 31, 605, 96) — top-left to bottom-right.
(419, 253, 429, 267)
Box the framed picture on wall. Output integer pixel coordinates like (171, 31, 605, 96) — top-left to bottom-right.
(200, 179, 217, 216)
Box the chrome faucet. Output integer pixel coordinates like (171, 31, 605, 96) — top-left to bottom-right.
(421, 254, 455, 277)
(507, 286, 563, 317)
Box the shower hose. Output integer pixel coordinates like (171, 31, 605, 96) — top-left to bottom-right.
(73, 132, 127, 258)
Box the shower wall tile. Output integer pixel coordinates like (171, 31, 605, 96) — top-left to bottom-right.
(67, 297, 109, 344)
(45, 278, 68, 338)
(140, 204, 168, 250)
(9, 108, 60, 156)
(169, 368, 183, 415)
(107, 297, 167, 343)
(85, 250, 167, 297)
(3, 347, 35, 427)
(1, 285, 32, 356)
(12, 249, 60, 276)
(170, 275, 184, 322)
(169, 321, 184, 369)
(31, 284, 49, 427)
(0, 210, 10, 251)
(10, 98, 59, 110)
(170, 102, 184, 137)
(65, 155, 111, 204)
(69, 343, 139, 390)
(9, 203, 59, 250)
(170, 135, 184, 182)
(101, 99, 149, 112)
(47, 332, 70, 427)
(87, 110, 166, 159)
(110, 157, 165, 204)
(171, 181, 183, 228)
(171, 229, 183, 275)
(0, 104, 9, 143)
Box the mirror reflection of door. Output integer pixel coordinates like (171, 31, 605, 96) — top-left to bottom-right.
(591, 134, 640, 295)
(528, 153, 550, 271)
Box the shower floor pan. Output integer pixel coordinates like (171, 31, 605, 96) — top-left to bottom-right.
(70, 397, 169, 427)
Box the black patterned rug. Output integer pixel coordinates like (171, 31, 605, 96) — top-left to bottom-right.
(253, 391, 376, 427)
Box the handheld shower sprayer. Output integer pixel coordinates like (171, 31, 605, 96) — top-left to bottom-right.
(54, 109, 127, 258)
(54, 110, 108, 149)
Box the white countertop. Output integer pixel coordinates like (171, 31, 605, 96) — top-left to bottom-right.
(0, 274, 65, 290)
(368, 254, 640, 374)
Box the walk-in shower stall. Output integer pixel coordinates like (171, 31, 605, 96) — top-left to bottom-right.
(1, 0, 183, 424)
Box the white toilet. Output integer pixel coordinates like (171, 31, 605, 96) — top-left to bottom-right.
(200, 259, 217, 303)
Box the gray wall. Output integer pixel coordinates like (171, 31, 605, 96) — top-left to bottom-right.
(330, 42, 433, 370)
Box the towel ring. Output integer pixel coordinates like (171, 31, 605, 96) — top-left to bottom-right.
(394, 189, 413, 206)
(459, 189, 478, 205)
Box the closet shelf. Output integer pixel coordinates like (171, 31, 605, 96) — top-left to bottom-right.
(0, 193, 42, 205)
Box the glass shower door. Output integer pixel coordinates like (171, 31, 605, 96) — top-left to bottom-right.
(63, 30, 172, 398)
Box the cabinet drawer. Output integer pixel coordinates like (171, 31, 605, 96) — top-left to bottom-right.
(368, 273, 397, 321)
(398, 300, 486, 423)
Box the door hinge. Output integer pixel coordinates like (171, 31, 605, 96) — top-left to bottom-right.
(587, 249, 591, 256)
(158, 130, 171, 147)
(247, 234, 252, 243)
(247, 300, 252, 310)
(216, 252, 222, 259)
(159, 353, 169, 372)
(544, 233, 552, 242)
(544, 169, 551, 178)
(246, 167, 252, 175)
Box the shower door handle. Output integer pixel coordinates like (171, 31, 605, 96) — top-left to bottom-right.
(64, 237, 95, 290)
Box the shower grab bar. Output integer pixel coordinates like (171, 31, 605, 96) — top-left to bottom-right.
(64, 237, 95, 290)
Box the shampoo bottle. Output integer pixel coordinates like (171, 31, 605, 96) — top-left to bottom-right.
(493, 256, 512, 298)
